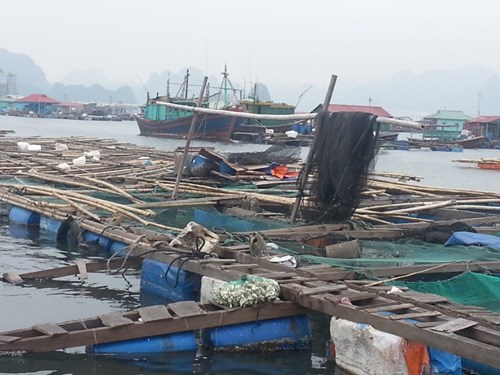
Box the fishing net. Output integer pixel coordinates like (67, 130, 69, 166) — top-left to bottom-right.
(293, 239, 500, 269)
(395, 272, 500, 312)
(306, 111, 380, 222)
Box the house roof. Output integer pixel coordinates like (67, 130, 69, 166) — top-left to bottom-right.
(16, 94, 59, 104)
(424, 110, 471, 121)
(467, 115, 500, 124)
(326, 104, 392, 118)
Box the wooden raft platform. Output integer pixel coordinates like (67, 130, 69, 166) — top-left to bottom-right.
(0, 300, 305, 353)
(2, 246, 500, 368)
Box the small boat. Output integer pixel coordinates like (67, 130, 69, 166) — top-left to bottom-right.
(478, 159, 500, 170)
(452, 158, 500, 170)
(408, 135, 486, 149)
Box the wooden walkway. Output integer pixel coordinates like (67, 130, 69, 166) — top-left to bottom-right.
(2, 246, 500, 368)
(0, 300, 304, 353)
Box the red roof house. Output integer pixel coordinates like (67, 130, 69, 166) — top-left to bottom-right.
(465, 116, 500, 140)
(326, 104, 392, 118)
(16, 94, 60, 116)
(17, 94, 59, 104)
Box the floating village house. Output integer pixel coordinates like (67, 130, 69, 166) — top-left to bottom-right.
(0, 94, 22, 113)
(464, 115, 500, 141)
(311, 104, 393, 131)
(16, 94, 59, 116)
(421, 110, 472, 140)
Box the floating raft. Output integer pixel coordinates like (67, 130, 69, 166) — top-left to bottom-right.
(1, 134, 500, 369)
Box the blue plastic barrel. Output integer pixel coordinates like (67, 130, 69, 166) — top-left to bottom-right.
(87, 331, 197, 354)
(219, 161, 236, 175)
(9, 206, 40, 226)
(189, 155, 214, 177)
(108, 240, 128, 256)
(82, 230, 112, 250)
(40, 215, 61, 233)
(202, 315, 312, 350)
(141, 259, 201, 302)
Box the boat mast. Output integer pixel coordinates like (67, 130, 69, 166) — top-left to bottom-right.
(222, 65, 228, 106)
(185, 69, 190, 100)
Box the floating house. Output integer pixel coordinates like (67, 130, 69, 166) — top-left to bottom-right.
(464, 115, 500, 141)
(421, 110, 472, 141)
(16, 94, 59, 116)
(0, 94, 22, 113)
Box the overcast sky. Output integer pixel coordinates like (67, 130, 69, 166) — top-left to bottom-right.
(2, 0, 499, 88)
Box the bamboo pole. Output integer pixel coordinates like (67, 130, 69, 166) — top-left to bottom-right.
(364, 263, 450, 287)
(385, 199, 456, 214)
(153, 100, 426, 130)
(172, 76, 208, 200)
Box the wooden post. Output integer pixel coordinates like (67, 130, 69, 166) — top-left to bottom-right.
(172, 76, 208, 200)
(290, 74, 337, 222)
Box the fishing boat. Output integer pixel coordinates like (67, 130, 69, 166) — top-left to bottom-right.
(407, 135, 486, 149)
(135, 69, 247, 141)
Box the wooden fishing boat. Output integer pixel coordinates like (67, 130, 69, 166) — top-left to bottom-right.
(135, 110, 245, 141)
(135, 68, 248, 141)
(408, 135, 486, 149)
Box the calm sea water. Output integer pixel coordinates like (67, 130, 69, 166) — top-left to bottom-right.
(0, 116, 498, 374)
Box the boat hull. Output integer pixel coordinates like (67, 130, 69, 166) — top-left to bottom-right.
(408, 136, 486, 149)
(478, 162, 500, 170)
(135, 113, 245, 141)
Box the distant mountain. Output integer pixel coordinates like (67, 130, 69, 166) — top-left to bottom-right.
(0, 48, 51, 94)
(0, 49, 137, 104)
(342, 65, 498, 117)
(49, 83, 136, 104)
(3, 48, 500, 116)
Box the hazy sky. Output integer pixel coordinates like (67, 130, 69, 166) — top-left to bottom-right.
(2, 0, 499, 88)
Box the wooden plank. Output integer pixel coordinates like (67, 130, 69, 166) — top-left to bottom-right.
(32, 323, 67, 336)
(299, 285, 347, 296)
(401, 291, 449, 304)
(220, 264, 259, 270)
(252, 272, 299, 279)
(75, 260, 88, 279)
(431, 318, 478, 333)
(0, 335, 21, 343)
(389, 311, 442, 321)
(17, 258, 142, 280)
(365, 303, 415, 313)
(415, 321, 443, 328)
(168, 301, 206, 317)
(278, 277, 317, 284)
(325, 292, 378, 303)
(469, 313, 500, 325)
(138, 305, 172, 322)
(99, 313, 134, 328)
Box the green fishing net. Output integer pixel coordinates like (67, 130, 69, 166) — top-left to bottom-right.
(299, 239, 500, 269)
(395, 271, 500, 312)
